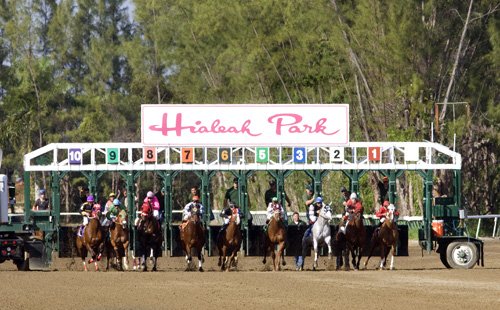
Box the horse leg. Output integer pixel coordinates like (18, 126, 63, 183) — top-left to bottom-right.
(326, 236, 333, 260)
(271, 248, 277, 271)
(152, 250, 158, 272)
(221, 245, 227, 271)
(389, 245, 396, 270)
(198, 248, 204, 272)
(343, 246, 350, 271)
(262, 237, 268, 265)
(281, 243, 286, 267)
(313, 239, 318, 271)
(364, 238, 377, 269)
(355, 246, 363, 270)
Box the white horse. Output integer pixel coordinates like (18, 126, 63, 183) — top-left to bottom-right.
(302, 205, 333, 271)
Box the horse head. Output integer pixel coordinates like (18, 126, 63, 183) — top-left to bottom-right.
(141, 214, 158, 235)
(320, 205, 333, 221)
(190, 207, 201, 223)
(117, 210, 128, 227)
(272, 210, 283, 222)
(230, 213, 241, 225)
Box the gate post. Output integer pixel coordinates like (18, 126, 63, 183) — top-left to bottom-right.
(424, 170, 433, 252)
(50, 171, 66, 254)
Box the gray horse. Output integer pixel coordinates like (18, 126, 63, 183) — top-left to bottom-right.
(301, 205, 333, 270)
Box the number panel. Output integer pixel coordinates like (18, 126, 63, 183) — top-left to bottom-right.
(68, 148, 82, 165)
(219, 148, 231, 163)
(293, 147, 306, 163)
(143, 147, 156, 163)
(181, 148, 194, 163)
(256, 147, 269, 163)
(368, 147, 381, 161)
(107, 148, 119, 164)
(329, 147, 344, 162)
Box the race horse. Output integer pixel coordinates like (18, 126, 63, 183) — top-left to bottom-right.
(180, 208, 205, 272)
(301, 205, 333, 271)
(136, 212, 162, 272)
(262, 210, 287, 271)
(76, 217, 104, 271)
(342, 211, 366, 270)
(106, 210, 130, 271)
(217, 212, 242, 271)
(364, 210, 399, 270)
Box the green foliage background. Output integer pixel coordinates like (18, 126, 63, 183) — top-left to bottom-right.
(0, 0, 498, 214)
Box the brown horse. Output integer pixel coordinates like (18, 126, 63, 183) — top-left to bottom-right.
(364, 211, 399, 270)
(106, 210, 130, 271)
(181, 209, 205, 272)
(76, 217, 104, 271)
(218, 213, 242, 271)
(343, 212, 366, 270)
(262, 210, 287, 271)
(137, 213, 162, 272)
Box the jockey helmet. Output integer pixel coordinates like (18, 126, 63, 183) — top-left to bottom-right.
(229, 202, 237, 208)
(269, 179, 276, 186)
(383, 200, 390, 207)
(383, 176, 389, 183)
(147, 191, 154, 198)
(87, 195, 94, 202)
(315, 197, 323, 203)
(233, 177, 238, 183)
(340, 186, 347, 193)
(192, 195, 199, 201)
(272, 197, 278, 202)
(109, 192, 115, 197)
(306, 184, 313, 192)
(388, 204, 396, 212)
(39, 189, 46, 195)
(350, 192, 357, 200)
(113, 199, 121, 206)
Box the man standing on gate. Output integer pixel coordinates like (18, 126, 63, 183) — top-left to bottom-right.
(225, 177, 252, 226)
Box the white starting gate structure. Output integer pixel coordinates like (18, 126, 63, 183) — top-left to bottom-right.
(21, 141, 477, 262)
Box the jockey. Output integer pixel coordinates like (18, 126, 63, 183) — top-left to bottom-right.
(79, 195, 101, 235)
(220, 202, 243, 229)
(217, 202, 243, 243)
(183, 195, 205, 222)
(340, 192, 363, 233)
(180, 196, 204, 234)
(106, 199, 124, 224)
(266, 197, 286, 223)
(101, 192, 116, 227)
(144, 191, 161, 220)
(376, 200, 390, 226)
(303, 196, 324, 238)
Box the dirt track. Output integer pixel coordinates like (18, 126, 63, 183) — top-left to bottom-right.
(1, 239, 499, 310)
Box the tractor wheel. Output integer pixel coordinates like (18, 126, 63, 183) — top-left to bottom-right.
(446, 241, 478, 269)
(15, 252, 30, 271)
(439, 251, 451, 269)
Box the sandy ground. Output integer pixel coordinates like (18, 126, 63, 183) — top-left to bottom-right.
(1, 239, 499, 310)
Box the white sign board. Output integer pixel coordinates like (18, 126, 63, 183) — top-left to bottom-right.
(141, 104, 349, 146)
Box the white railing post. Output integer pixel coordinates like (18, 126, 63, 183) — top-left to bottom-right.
(475, 218, 481, 239)
(493, 217, 498, 238)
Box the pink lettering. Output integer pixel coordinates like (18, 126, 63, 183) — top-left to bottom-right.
(268, 113, 340, 135)
(148, 113, 262, 137)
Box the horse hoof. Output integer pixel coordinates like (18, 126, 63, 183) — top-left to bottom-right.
(262, 259, 266, 265)
(152, 267, 157, 272)
(282, 261, 286, 266)
(199, 267, 204, 272)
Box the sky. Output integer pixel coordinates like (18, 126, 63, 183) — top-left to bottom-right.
(124, 0, 135, 20)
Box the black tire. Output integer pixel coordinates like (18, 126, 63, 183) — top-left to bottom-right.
(15, 253, 29, 271)
(446, 241, 478, 269)
(439, 251, 451, 269)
